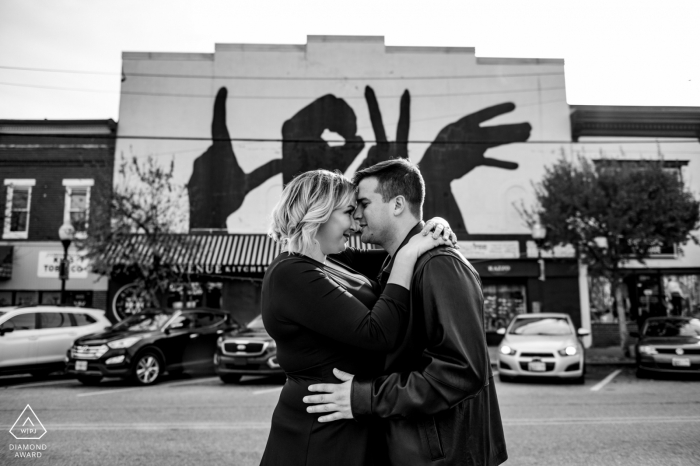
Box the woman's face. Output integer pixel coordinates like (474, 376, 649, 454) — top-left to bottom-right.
(315, 197, 359, 255)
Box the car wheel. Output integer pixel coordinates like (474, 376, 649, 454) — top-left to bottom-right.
(219, 374, 242, 384)
(77, 376, 102, 386)
(131, 352, 162, 386)
(498, 373, 514, 383)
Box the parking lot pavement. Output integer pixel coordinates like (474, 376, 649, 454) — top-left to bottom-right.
(1, 367, 699, 466)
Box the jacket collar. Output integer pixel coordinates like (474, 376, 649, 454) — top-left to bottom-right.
(378, 221, 424, 289)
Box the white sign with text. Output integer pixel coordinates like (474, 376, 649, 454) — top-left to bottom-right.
(37, 251, 89, 279)
(457, 241, 520, 259)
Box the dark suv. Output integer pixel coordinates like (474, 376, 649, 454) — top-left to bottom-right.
(66, 307, 235, 385)
(215, 315, 283, 383)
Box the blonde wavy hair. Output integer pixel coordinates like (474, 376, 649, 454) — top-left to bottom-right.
(269, 170, 356, 255)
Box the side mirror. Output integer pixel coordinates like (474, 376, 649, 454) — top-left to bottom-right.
(629, 331, 639, 338)
(577, 328, 590, 337)
(496, 328, 506, 335)
(164, 328, 171, 335)
(0, 328, 14, 336)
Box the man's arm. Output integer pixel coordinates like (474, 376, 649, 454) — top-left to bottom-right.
(352, 253, 491, 419)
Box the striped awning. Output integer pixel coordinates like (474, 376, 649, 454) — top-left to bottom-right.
(104, 233, 373, 279)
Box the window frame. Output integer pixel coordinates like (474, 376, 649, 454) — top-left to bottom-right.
(62, 179, 94, 238)
(3, 179, 35, 239)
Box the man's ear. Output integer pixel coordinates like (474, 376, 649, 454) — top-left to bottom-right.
(392, 196, 407, 216)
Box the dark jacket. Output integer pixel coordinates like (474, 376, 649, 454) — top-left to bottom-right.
(351, 226, 507, 466)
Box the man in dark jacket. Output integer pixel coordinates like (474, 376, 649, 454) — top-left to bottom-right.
(304, 159, 507, 466)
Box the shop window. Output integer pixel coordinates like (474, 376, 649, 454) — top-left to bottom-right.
(3, 179, 35, 239)
(0, 291, 12, 306)
(15, 291, 38, 306)
(663, 274, 700, 318)
(41, 291, 62, 306)
(63, 179, 93, 238)
(483, 284, 526, 331)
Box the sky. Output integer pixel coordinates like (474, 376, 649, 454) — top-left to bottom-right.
(0, 0, 699, 120)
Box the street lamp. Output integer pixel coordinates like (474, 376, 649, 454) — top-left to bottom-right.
(531, 221, 547, 312)
(58, 222, 75, 305)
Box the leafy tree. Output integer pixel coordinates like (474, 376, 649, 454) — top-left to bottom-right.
(79, 154, 191, 310)
(522, 154, 699, 350)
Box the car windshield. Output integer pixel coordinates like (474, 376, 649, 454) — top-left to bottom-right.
(509, 317, 572, 336)
(111, 311, 171, 331)
(644, 318, 700, 337)
(247, 315, 265, 329)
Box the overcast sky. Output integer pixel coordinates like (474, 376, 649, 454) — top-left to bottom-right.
(0, 0, 698, 120)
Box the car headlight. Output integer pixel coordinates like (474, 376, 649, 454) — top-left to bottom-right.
(268, 340, 277, 349)
(107, 337, 142, 349)
(217, 336, 223, 347)
(558, 346, 578, 356)
(638, 345, 658, 355)
(499, 345, 514, 355)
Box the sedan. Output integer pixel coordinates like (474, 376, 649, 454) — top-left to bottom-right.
(0, 305, 111, 378)
(214, 315, 282, 383)
(66, 307, 235, 385)
(497, 313, 589, 384)
(632, 316, 700, 378)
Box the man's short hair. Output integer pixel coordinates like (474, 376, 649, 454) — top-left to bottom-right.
(353, 159, 425, 218)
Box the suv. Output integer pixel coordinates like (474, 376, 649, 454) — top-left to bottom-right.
(0, 305, 111, 377)
(66, 307, 235, 386)
(215, 315, 283, 383)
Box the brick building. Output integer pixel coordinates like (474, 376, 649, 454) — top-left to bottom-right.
(0, 119, 117, 310)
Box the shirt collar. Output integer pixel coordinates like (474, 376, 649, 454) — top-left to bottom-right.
(378, 221, 424, 284)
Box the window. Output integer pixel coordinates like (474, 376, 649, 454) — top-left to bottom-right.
(73, 313, 97, 326)
(193, 312, 225, 328)
(0, 313, 37, 330)
(3, 179, 35, 239)
(63, 179, 93, 237)
(0, 291, 12, 306)
(15, 291, 38, 306)
(39, 312, 72, 329)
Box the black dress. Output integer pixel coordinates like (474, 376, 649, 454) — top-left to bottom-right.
(259, 251, 404, 466)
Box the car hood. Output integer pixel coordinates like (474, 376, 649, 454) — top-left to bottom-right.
(502, 334, 578, 351)
(223, 327, 271, 341)
(75, 329, 156, 345)
(639, 336, 700, 346)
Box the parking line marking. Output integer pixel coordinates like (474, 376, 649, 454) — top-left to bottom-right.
(253, 386, 283, 396)
(165, 376, 220, 388)
(77, 387, 143, 397)
(7, 379, 77, 389)
(505, 416, 700, 426)
(590, 369, 622, 392)
(2, 422, 272, 431)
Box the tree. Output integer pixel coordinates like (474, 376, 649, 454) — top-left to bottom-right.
(79, 154, 192, 313)
(522, 155, 700, 351)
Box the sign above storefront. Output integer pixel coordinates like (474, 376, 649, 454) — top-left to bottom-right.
(458, 241, 520, 259)
(37, 251, 89, 279)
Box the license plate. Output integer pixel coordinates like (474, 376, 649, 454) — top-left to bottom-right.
(672, 358, 691, 367)
(528, 361, 546, 372)
(75, 361, 88, 371)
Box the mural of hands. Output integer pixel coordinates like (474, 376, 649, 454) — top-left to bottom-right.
(281, 94, 365, 184)
(419, 102, 532, 232)
(188, 87, 282, 229)
(356, 86, 411, 171)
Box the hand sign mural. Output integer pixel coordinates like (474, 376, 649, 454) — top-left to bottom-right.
(188, 86, 531, 232)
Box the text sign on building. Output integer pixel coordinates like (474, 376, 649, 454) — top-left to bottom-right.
(457, 241, 520, 259)
(37, 251, 89, 279)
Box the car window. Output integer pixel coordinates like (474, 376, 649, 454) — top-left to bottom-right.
(192, 312, 226, 328)
(0, 313, 37, 330)
(73, 313, 97, 326)
(247, 315, 265, 329)
(508, 317, 572, 336)
(112, 312, 171, 331)
(39, 312, 72, 329)
(644, 319, 700, 337)
(168, 314, 195, 330)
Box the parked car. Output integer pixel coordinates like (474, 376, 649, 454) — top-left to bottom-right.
(215, 315, 282, 383)
(496, 313, 589, 384)
(66, 307, 235, 386)
(0, 305, 111, 378)
(631, 316, 700, 378)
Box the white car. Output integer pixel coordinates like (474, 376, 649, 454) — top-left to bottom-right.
(0, 305, 111, 377)
(497, 313, 589, 384)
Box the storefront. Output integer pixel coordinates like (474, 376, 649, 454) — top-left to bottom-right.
(0, 242, 108, 309)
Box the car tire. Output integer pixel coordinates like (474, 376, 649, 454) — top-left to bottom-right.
(635, 368, 649, 379)
(219, 374, 242, 384)
(498, 373, 514, 383)
(131, 352, 162, 386)
(77, 376, 102, 386)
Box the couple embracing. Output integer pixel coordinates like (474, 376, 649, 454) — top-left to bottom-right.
(259, 159, 506, 466)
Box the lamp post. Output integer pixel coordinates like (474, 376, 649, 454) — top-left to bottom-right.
(531, 221, 547, 312)
(58, 223, 75, 305)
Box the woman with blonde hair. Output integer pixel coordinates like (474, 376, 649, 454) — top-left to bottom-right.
(260, 169, 453, 466)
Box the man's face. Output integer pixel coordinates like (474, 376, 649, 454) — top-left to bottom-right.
(354, 177, 394, 246)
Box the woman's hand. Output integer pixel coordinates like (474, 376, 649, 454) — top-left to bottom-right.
(421, 217, 458, 247)
(402, 232, 451, 260)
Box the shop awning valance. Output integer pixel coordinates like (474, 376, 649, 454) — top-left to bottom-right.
(105, 233, 373, 279)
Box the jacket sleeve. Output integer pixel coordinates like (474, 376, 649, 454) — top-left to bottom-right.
(330, 248, 388, 279)
(350, 254, 491, 419)
(268, 258, 409, 351)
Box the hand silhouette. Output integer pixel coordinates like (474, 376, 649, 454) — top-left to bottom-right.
(419, 102, 532, 232)
(188, 87, 281, 229)
(282, 95, 364, 184)
(356, 86, 410, 171)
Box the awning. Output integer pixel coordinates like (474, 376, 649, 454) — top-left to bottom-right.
(105, 233, 374, 279)
(0, 246, 12, 280)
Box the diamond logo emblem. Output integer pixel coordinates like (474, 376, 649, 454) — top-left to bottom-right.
(9, 405, 47, 440)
